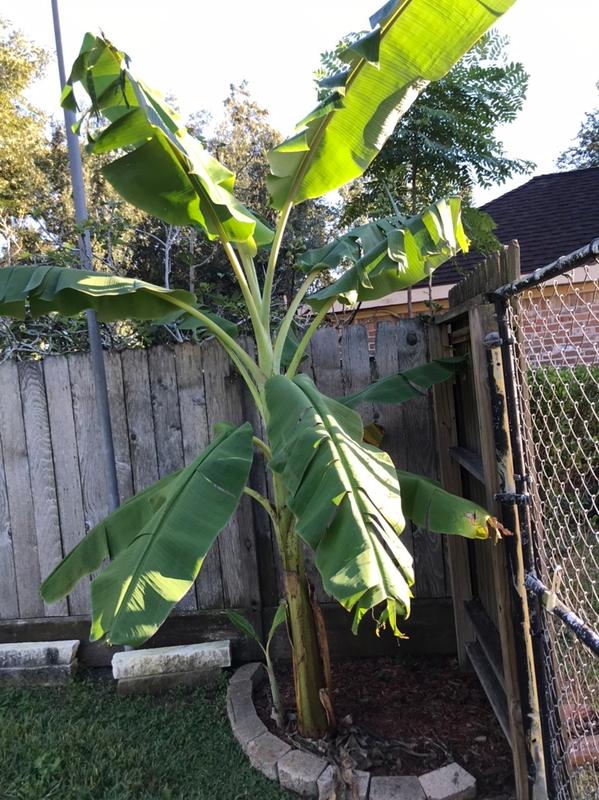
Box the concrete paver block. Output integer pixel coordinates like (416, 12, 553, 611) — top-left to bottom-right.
(116, 667, 220, 696)
(370, 775, 426, 800)
(228, 661, 265, 688)
(226, 673, 268, 747)
(0, 640, 79, 668)
(0, 662, 76, 687)
(246, 731, 292, 780)
(277, 749, 328, 798)
(419, 762, 476, 800)
(317, 764, 370, 799)
(112, 640, 230, 680)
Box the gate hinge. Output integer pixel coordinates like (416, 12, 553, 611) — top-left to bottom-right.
(484, 332, 515, 349)
(494, 491, 531, 506)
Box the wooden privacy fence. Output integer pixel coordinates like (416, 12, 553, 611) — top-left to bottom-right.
(0, 320, 455, 662)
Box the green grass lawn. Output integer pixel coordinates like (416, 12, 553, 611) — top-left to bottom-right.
(0, 672, 292, 800)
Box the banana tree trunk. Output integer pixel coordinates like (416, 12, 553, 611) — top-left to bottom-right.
(281, 523, 328, 738)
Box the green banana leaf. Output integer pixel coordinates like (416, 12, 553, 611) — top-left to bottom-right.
(153, 304, 238, 339)
(279, 325, 308, 370)
(41, 423, 254, 646)
(0, 265, 195, 321)
(397, 469, 506, 541)
(266, 373, 413, 638)
(267, 0, 515, 209)
(296, 219, 392, 273)
(307, 197, 469, 308)
(65, 34, 272, 254)
(341, 357, 464, 408)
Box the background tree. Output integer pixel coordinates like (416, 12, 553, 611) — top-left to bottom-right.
(557, 83, 599, 169)
(318, 31, 533, 247)
(0, 27, 334, 356)
(0, 18, 51, 264)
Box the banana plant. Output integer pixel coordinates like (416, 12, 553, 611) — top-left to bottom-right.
(0, 0, 516, 738)
(227, 603, 288, 729)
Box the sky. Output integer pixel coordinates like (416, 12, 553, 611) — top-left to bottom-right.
(5, 0, 599, 206)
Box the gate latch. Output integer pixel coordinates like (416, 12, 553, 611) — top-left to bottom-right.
(494, 491, 531, 506)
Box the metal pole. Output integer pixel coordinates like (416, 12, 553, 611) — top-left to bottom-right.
(50, 0, 120, 512)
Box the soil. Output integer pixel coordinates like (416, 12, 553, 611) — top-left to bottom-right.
(255, 654, 516, 800)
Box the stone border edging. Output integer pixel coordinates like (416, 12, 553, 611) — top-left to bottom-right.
(226, 662, 477, 800)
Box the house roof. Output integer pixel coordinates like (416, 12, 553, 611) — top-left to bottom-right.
(428, 166, 599, 287)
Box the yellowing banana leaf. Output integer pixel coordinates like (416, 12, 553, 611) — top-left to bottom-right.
(397, 469, 510, 541)
(341, 357, 464, 408)
(266, 373, 413, 637)
(267, 0, 516, 209)
(0, 265, 194, 321)
(308, 197, 468, 308)
(41, 423, 254, 646)
(65, 34, 272, 254)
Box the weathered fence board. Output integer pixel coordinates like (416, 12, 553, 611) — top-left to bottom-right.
(0, 360, 43, 618)
(44, 355, 90, 615)
(0, 322, 451, 650)
(0, 433, 18, 620)
(120, 348, 160, 494)
(201, 340, 261, 613)
(174, 342, 223, 610)
(19, 361, 67, 617)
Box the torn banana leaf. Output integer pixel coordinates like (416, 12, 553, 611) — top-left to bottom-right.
(41, 423, 254, 646)
(267, 0, 516, 208)
(0, 265, 194, 321)
(64, 34, 272, 254)
(266, 373, 414, 638)
(307, 197, 469, 308)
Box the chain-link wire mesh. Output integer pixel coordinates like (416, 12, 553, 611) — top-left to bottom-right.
(508, 262, 599, 799)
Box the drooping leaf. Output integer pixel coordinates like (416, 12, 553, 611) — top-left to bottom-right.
(266, 373, 413, 637)
(65, 34, 273, 254)
(267, 0, 516, 209)
(307, 197, 469, 308)
(226, 610, 261, 644)
(41, 424, 254, 646)
(341, 357, 465, 408)
(397, 470, 510, 540)
(0, 265, 194, 321)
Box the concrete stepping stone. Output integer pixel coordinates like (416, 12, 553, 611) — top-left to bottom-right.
(0, 640, 79, 686)
(112, 640, 230, 694)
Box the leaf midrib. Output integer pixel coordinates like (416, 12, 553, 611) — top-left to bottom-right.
(281, 0, 414, 207)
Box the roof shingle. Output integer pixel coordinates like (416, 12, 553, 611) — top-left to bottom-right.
(428, 166, 599, 286)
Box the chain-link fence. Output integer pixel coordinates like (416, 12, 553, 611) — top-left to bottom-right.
(505, 256, 599, 799)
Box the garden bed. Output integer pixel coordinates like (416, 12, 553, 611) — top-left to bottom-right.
(255, 655, 515, 799)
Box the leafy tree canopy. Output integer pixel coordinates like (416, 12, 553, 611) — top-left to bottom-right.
(0, 18, 51, 261)
(557, 82, 599, 169)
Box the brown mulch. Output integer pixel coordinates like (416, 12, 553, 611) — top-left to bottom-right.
(255, 655, 515, 799)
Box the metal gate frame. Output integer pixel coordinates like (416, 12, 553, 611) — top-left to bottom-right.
(432, 239, 599, 800)
(489, 239, 599, 800)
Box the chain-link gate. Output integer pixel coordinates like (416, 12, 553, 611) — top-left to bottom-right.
(490, 240, 599, 800)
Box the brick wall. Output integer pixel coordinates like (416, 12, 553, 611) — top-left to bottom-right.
(518, 283, 599, 368)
